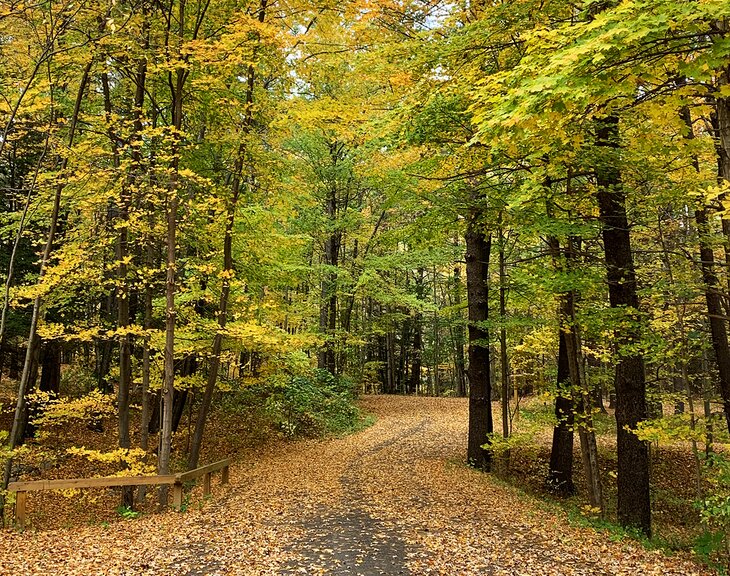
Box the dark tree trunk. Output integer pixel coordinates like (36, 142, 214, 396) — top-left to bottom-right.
(148, 391, 161, 435)
(318, 170, 340, 375)
(386, 329, 397, 393)
(466, 219, 493, 470)
(9, 346, 19, 380)
(409, 268, 424, 394)
(172, 389, 188, 434)
(39, 340, 61, 394)
(548, 330, 575, 495)
(707, 60, 730, 431)
(673, 375, 685, 414)
(0, 328, 7, 380)
(595, 115, 651, 536)
(399, 312, 410, 392)
(102, 70, 133, 462)
(159, 10, 189, 504)
(172, 355, 196, 433)
(453, 265, 467, 397)
(20, 340, 40, 440)
(593, 385, 608, 414)
(96, 338, 114, 393)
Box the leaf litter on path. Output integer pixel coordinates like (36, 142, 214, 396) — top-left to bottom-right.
(0, 396, 714, 575)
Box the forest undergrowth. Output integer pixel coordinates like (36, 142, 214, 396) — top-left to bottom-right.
(0, 368, 367, 530)
(494, 398, 730, 572)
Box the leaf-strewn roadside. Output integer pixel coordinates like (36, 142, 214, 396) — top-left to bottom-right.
(0, 396, 713, 575)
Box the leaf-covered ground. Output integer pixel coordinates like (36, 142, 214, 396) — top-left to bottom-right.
(0, 396, 714, 575)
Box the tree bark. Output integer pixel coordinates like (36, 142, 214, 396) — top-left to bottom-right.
(466, 215, 493, 470)
(710, 28, 730, 429)
(547, 330, 575, 495)
(101, 71, 132, 465)
(677, 101, 730, 434)
(409, 268, 424, 394)
(39, 340, 61, 394)
(453, 264, 467, 397)
(498, 224, 509, 439)
(318, 173, 340, 375)
(595, 115, 651, 536)
(159, 0, 188, 504)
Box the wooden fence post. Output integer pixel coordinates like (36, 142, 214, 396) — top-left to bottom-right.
(203, 472, 211, 496)
(15, 491, 26, 529)
(221, 465, 229, 484)
(172, 480, 183, 511)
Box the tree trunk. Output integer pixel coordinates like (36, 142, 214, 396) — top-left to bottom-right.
(172, 388, 189, 434)
(465, 215, 493, 470)
(562, 283, 603, 512)
(386, 328, 396, 394)
(453, 264, 467, 397)
(498, 224, 509, 439)
(24, 340, 60, 440)
(39, 340, 61, 394)
(710, 42, 730, 430)
(595, 115, 651, 536)
(0, 129, 48, 384)
(9, 345, 19, 380)
(2, 61, 93, 500)
(187, 0, 267, 469)
(318, 175, 340, 375)
(409, 268, 424, 394)
(548, 330, 575, 495)
(102, 70, 133, 472)
(159, 13, 187, 502)
(693, 199, 730, 434)
(432, 264, 441, 396)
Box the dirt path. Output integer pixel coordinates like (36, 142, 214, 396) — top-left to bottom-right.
(0, 396, 715, 575)
(280, 420, 430, 575)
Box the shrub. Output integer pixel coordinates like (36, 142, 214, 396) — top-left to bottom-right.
(695, 452, 730, 567)
(264, 369, 361, 437)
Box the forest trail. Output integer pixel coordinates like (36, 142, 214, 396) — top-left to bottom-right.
(0, 396, 713, 575)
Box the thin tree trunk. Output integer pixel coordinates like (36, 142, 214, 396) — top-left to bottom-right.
(187, 0, 267, 470)
(159, 0, 188, 504)
(137, 275, 153, 503)
(319, 180, 340, 375)
(386, 327, 396, 393)
(432, 264, 440, 396)
(0, 131, 51, 384)
(2, 62, 93, 500)
(102, 70, 134, 507)
(562, 278, 603, 511)
(703, 350, 714, 457)
(453, 263, 467, 396)
(712, 40, 730, 429)
(570, 238, 603, 511)
(675, 102, 730, 435)
(498, 223, 509, 439)
(409, 268, 424, 394)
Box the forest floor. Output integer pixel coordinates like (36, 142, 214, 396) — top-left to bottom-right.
(0, 396, 716, 575)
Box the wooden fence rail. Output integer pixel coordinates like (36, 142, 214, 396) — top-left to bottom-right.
(6, 458, 230, 529)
